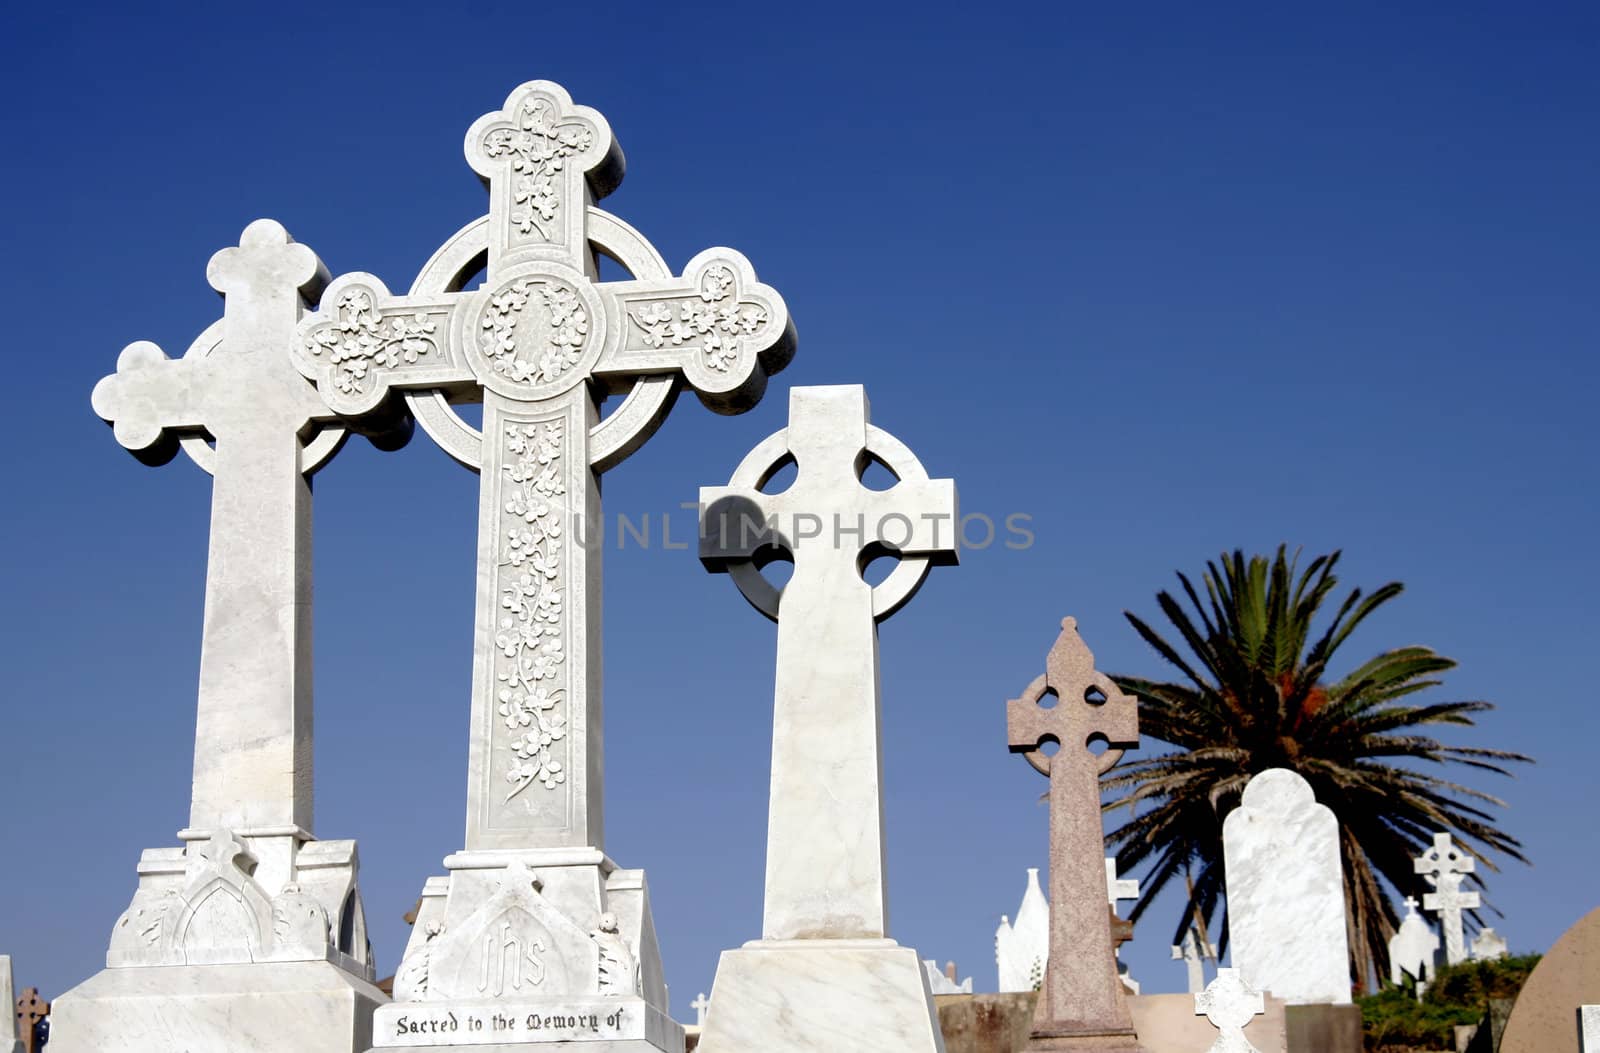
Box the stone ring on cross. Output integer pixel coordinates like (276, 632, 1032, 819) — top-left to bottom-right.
(715, 417, 943, 621)
(1009, 670, 1128, 777)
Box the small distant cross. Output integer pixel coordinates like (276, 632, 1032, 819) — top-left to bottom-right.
(16, 987, 49, 1053)
(1195, 969, 1264, 1053)
(690, 992, 711, 1027)
(1415, 832, 1479, 965)
(1173, 930, 1207, 994)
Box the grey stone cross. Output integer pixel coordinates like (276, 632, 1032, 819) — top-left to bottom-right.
(699, 385, 958, 940)
(91, 218, 374, 843)
(1006, 618, 1142, 1050)
(290, 81, 794, 855)
(1195, 968, 1265, 1053)
(1415, 832, 1480, 965)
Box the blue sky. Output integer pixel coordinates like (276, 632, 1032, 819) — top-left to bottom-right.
(2, 0, 1596, 1015)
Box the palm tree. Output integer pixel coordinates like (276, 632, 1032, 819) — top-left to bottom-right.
(1104, 546, 1530, 990)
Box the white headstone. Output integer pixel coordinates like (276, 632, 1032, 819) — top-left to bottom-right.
(691, 992, 711, 1028)
(1196, 968, 1266, 1053)
(1471, 927, 1508, 961)
(1222, 768, 1352, 1005)
(1581, 1005, 1600, 1052)
(1389, 896, 1440, 988)
(53, 221, 383, 1053)
(694, 385, 957, 1053)
(922, 960, 973, 995)
(1174, 930, 1208, 994)
(1416, 832, 1481, 966)
(996, 868, 1050, 992)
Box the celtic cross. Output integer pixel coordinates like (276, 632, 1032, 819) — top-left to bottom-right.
(699, 385, 957, 940)
(1006, 617, 1143, 1051)
(291, 81, 794, 854)
(1195, 969, 1265, 1053)
(1415, 832, 1480, 965)
(91, 218, 386, 844)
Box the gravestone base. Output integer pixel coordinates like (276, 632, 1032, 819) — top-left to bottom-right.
(695, 939, 946, 1053)
(373, 996, 680, 1051)
(1283, 1003, 1361, 1053)
(1020, 1025, 1145, 1052)
(48, 960, 386, 1053)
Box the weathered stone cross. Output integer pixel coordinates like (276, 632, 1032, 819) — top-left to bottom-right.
(699, 384, 957, 940)
(291, 81, 794, 854)
(1415, 832, 1480, 965)
(1195, 969, 1265, 1053)
(1006, 617, 1143, 1051)
(91, 219, 382, 851)
(690, 992, 711, 1027)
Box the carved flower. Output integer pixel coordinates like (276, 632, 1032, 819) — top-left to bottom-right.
(700, 267, 735, 302)
(704, 331, 739, 372)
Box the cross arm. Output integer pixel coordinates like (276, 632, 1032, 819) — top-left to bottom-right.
(595, 249, 795, 415)
(91, 342, 215, 466)
(698, 483, 783, 567)
(292, 272, 476, 418)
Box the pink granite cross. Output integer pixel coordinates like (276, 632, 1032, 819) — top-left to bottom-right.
(1006, 617, 1145, 1052)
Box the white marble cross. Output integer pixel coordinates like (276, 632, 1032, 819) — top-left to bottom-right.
(291, 81, 793, 855)
(690, 992, 711, 1027)
(1173, 930, 1207, 994)
(92, 219, 365, 848)
(1196, 968, 1266, 1053)
(1415, 832, 1480, 965)
(699, 385, 957, 940)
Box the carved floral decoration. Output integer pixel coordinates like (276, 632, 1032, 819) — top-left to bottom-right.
(629, 265, 769, 374)
(497, 419, 568, 801)
(479, 279, 590, 387)
(302, 289, 439, 395)
(481, 97, 594, 243)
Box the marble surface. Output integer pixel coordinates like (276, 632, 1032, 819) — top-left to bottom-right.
(1581, 1005, 1599, 1052)
(48, 961, 386, 1053)
(995, 868, 1049, 993)
(1222, 768, 1351, 1005)
(1196, 969, 1266, 1053)
(695, 941, 945, 1053)
(1387, 897, 1439, 987)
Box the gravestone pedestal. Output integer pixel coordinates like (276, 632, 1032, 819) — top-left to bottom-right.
(51, 829, 381, 1053)
(51, 961, 384, 1053)
(698, 940, 944, 1052)
(370, 857, 680, 1053)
